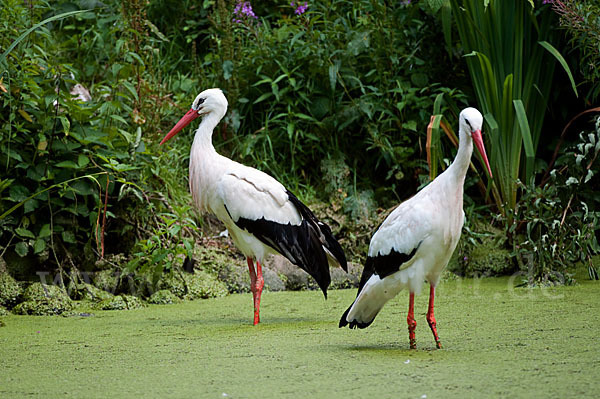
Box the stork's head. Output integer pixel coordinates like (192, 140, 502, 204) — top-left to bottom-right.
(459, 107, 492, 178)
(160, 88, 228, 145)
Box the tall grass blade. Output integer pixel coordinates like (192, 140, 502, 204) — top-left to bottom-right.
(538, 41, 578, 97)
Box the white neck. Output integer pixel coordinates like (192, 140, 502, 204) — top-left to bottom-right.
(446, 126, 473, 184)
(191, 112, 222, 155)
(188, 112, 228, 212)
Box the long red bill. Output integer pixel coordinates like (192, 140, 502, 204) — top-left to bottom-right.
(159, 108, 200, 145)
(471, 129, 493, 178)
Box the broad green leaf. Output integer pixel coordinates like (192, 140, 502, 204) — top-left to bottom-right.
(9, 185, 30, 202)
(122, 81, 139, 102)
(62, 231, 76, 244)
(15, 242, 28, 257)
(33, 238, 46, 254)
(55, 160, 79, 168)
(23, 198, 38, 213)
(16, 227, 35, 238)
(110, 114, 129, 125)
(59, 115, 70, 135)
(18, 109, 33, 122)
(78, 154, 90, 168)
(39, 224, 52, 238)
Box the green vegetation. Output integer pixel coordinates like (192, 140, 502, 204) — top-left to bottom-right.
(1, 277, 599, 398)
(0, 0, 598, 312)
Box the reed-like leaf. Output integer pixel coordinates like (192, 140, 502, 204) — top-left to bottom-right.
(538, 40, 578, 97)
(513, 99, 535, 179)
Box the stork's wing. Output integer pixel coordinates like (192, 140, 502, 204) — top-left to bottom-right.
(363, 202, 430, 285)
(217, 167, 347, 296)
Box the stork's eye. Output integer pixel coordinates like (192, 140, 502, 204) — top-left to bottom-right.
(465, 119, 473, 131)
(193, 97, 206, 110)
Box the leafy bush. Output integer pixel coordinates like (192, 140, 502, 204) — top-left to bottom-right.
(507, 116, 600, 284)
(0, 1, 199, 281)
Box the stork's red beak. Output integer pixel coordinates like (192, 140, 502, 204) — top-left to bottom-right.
(160, 108, 201, 145)
(472, 129, 493, 178)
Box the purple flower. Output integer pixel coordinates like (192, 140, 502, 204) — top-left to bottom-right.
(233, 1, 258, 23)
(401, 0, 411, 5)
(291, 1, 308, 16)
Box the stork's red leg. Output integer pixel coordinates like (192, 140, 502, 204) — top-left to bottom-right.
(254, 260, 265, 324)
(426, 285, 442, 349)
(246, 257, 259, 325)
(246, 257, 265, 325)
(407, 292, 417, 349)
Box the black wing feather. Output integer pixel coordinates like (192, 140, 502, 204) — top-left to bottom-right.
(285, 191, 347, 271)
(225, 190, 346, 298)
(371, 243, 420, 280)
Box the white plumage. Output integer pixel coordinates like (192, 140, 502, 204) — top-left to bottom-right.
(161, 88, 347, 325)
(340, 107, 492, 349)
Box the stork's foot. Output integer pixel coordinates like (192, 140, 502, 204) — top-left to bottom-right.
(407, 292, 417, 349)
(426, 285, 441, 349)
(408, 319, 417, 350)
(427, 318, 442, 349)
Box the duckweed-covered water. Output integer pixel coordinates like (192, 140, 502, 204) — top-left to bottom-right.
(1, 276, 598, 398)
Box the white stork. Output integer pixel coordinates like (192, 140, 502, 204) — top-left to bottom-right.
(339, 107, 492, 349)
(160, 88, 347, 325)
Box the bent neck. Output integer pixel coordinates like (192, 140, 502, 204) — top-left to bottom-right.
(191, 112, 222, 156)
(447, 127, 473, 183)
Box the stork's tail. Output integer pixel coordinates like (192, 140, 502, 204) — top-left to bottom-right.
(339, 273, 392, 329)
(339, 256, 404, 329)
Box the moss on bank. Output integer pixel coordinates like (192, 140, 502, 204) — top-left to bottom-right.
(0, 273, 22, 308)
(11, 283, 74, 315)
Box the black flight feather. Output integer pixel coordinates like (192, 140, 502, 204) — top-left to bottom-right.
(285, 191, 347, 271)
(225, 190, 346, 298)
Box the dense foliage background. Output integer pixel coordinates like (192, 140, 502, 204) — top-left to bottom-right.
(1, 0, 599, 304)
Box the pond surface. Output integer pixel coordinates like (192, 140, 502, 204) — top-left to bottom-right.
(1, 276, 598, 398)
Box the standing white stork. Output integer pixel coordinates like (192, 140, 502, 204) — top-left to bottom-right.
(339, 107, 492, 349)
(160, 88, 347, 325)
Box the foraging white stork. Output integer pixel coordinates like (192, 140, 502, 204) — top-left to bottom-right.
(160, 88, 347, 325)
(339, 107, 492, 349)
